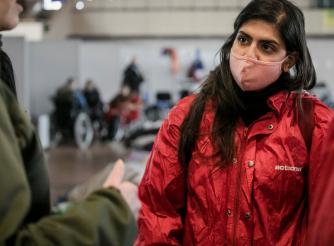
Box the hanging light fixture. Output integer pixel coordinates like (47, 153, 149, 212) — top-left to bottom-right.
(43, 0, 63, 11)
(75, 0, 85, 10)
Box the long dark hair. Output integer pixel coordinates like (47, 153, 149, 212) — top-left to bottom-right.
(178, 0, 316, 168)
(0, 35, 17, 97)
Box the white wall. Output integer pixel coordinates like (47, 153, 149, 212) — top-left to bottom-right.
(308, 38, 334, 92)
(2, 22, 44, 41)
(23, 38, 222, 116)
(33, 38, 334, 116)
(3, 37, 334, 117)
(80, 39, 222, 104)
(29, 40, 80, 116)
(79, 42, 121, 103)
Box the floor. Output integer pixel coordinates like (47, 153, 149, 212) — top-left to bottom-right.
(46, 142, 148, 205)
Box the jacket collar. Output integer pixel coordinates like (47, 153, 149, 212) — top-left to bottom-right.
(267, 90, 290, 114)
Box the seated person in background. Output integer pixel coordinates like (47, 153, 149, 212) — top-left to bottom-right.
(105, 87, 130, 140)
(83, 79, 104, 125)
(106, 86, 143, 140)
(56, 78, 88, 111)
(52, 78, 89, 139)
(122, 89, 143, 125)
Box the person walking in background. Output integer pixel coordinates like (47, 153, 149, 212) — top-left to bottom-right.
(135, 0, 333, 245)
(122, 56, 144, 94)
(0, 0, 139, 245)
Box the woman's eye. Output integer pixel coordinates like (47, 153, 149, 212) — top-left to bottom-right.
(237, 35, 248, 45)
(262, 43, 276, 52)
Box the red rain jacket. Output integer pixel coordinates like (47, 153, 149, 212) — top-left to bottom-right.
(135, 91, 333, 245)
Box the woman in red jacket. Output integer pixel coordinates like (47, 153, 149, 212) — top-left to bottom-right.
(135, 0, 334, 245)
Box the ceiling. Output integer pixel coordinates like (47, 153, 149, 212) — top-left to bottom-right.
(19, 0, 333, 21)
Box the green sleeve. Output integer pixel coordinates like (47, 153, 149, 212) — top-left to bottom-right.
(15, 188, 137, 246)
(0, 83, 32, 242)
(0, 83, 136, 245)
(0, 81, 50, 242)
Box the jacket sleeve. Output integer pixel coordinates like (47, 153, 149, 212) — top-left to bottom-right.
(0, 83, 136, 246)
(307, 101, 334, 221)
(135, 105, 188, 245)
(307, 117, 334, 245)
(14, 188, 137, 246)
(0, 84, 32, 244)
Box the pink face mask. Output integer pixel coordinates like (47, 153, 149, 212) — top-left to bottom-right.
(229, 51, 288, 91)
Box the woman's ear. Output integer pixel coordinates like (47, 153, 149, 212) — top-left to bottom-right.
(282, 52, 299, 72)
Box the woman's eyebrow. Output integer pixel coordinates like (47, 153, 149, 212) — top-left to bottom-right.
(238, 31, 251, 39)
(238, 30, 280, 46)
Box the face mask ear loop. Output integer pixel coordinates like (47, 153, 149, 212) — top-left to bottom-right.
(280, 56, 291, 73)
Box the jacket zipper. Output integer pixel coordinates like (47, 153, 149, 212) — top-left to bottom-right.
(232, 127, 248, 246)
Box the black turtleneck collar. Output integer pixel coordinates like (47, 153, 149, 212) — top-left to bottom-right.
(238, 81, 286, 126)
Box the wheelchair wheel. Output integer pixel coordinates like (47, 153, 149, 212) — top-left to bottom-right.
(74, 112, 94, 149)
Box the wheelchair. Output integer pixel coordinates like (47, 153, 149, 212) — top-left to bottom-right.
(50, 91, 94, 149)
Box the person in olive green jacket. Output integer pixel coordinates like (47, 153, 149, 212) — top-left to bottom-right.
(0, 0, 138, 245)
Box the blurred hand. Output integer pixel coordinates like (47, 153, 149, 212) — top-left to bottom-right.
(103, 159, 140, 218)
